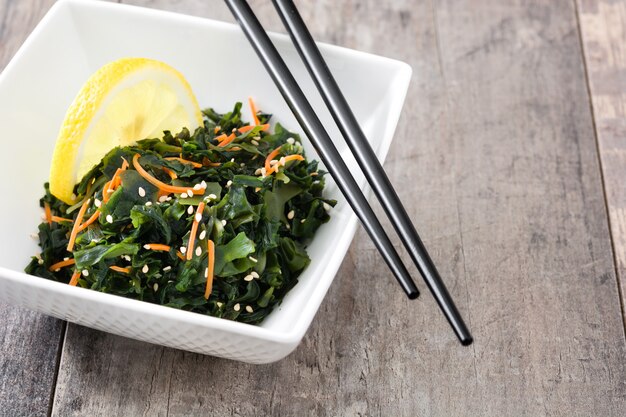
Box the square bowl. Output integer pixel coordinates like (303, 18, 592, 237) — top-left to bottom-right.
(0, 0, 411, 363)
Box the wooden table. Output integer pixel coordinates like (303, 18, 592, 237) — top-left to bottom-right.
(2, 0, 626, 415)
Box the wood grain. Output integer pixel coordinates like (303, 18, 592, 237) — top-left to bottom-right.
(0, 1, 64, 417)
(577, 0, 626, 330)
(47, 0, 626, 416)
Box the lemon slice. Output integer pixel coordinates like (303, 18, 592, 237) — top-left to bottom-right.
(49, 58, 203, 204)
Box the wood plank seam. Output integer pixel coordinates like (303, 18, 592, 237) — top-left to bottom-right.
(47, 322, 67, 417)
(573, 0, 626, 342)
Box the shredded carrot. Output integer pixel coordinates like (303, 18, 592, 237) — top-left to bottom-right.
(44, 202, 52, 225)
(77, 210, 100, 232)
(264, 146, 282, 173)
(120, 157, 129, 170)
(215, 133, 228, 142)
(266, 152, 304, 175)
(248, 97, 260, 126)
(229, 147, 242, 152)
(67, 198, 90, 252)
(186, 202, 206, 260)
(176, 251, 186, 261)
(165, 156, 203, 168)
(214, 126, 221, 134)
(102, 162, 129, 203)
(132, 154, 203, 196)
(51, 215, 73, 223)
(109, 265, 131, 274)
(217, 133, 236, 148)
(49, 258, 75, 272)
(68, 270, 80, 286)
(162, 167, 178, 180)
(102, 180, 113, 203)
(202, 157, 221, 167)
(204, 239, 215, 299)
(144, 243, 171, 252)
(237, 123, 269, 134)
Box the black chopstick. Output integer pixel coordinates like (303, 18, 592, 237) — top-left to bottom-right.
(271, 0, 472, 346)
(224, 0, 419, 299)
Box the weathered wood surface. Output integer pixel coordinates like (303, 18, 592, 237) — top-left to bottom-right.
(577, 0, 626, 332)
(2, 0, 626, 416)
(0, 1, 64, 417)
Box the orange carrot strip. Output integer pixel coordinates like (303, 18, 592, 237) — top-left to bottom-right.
(214, 126, 221, 134)
(69, 270, 80, 286)
(102, 180, 113, 203)
(237, 123, 269, 134)
(176, 251, 186, 261)
(217, 133, 236, 148)
(144, 243, 171, 252)
(132, 154, 203, 196)
(202, 157, 221, 167)
(77, 210, 100, 232)
(248, 97, 260, 126)
(215, 133, 228, 142)
(51, 215, 73, 223)
(186, 202, 206, 260)
(204, 239, 215, 299)
(44, 202, 52, 225)
(109, 265, 131, 274)
(67, 198, 90, 252)
(162, 167, 178, 180)
(49, 258, 75, 272)
(165, 156, 203, 168)
(267, 154, 305, 175)
(229, 147, 242, 152)
(264, 146, 282, 173)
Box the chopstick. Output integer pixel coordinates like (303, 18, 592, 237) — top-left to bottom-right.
(270, 0, 472, 345)
(224, 0, 418, 299)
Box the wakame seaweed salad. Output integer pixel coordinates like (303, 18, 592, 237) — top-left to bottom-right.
(25, 102, 335, 324)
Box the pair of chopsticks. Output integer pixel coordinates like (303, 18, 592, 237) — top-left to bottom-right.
(225, 0, 473, 346)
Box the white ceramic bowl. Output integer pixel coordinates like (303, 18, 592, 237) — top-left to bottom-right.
(0, 0, 411, 363)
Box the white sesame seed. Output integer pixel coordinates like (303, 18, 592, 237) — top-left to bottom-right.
(270, 159, 279, 166)
(226, 180, 233, 188)
(201, 180, 207, 188)
(199, 230, 207, 240)
(310, 172, 319, 176)
(38, 259, 44, 265)
(82, 269, 89, 277)
(30, 233, 38, 240)
(138, 187, 146, 197)
(195, 246, 202, 257)
(107, 189, 115, 194)
(208, 193, 217, 200)
(313, 180, 320, 184)
(249, 256, 258, 263)
(63, 257, 69, 261)
(323, 202, 332, 211)
(245, 305, 254, 313)
(146, 201, 153, 207)
(166, 196, 172, 201)
(187, 206, 194, 215)
(251, 140, 259, 146)
(180, 193, 188, 199)
(253, 136, 261, 140)
(251, 271, 259, 279)
(240, 163, 246, 167)
(54, 268, 60, 272)
(180, 246, 187, 254)
(251, 155, 258, 160)
(234, 303, 241, 311)
(41, 214, 47, 221)
(217, 302, 224, 308)
(287, 210, 295, 220)
(287, 137, 295, 144)
(71, 193, 77, 200)
(279, 156, 286, 166)
(94, 198, 102, 207)
(187, 189, 193, 197)
(230, 158, 235, 163)
(215, 125, 221, 131)
(143, 244, 151, 250)
(159, 195, 168, 203)
(153, 283, 159, 292)
(286, 224, 290, 230)
(221, 219, 227, 226)
(142, 264, 149, 273)
(261, 168, 267, 177)
(195, 213, 203, 222)
(232, 128, 236, 132)
(123, 255, 131, 262)
(254, 168, 262, 175)
(163, 266, 172, 272)
(205, 267, 209, 277)
(193, 183, 202, 191)
(244, 274, 254, 282)
(301, 219, 306, 223)
(106, 214, 113, 223)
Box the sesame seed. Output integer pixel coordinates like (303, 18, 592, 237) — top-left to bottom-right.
(251, 155, 258, 160)
(106, 214, 113, 223)
(82, 269, 89, 277)
(313, 180, 320, 184)
(230, 158, 235, 163)
(38, 259, 44, 265)
(216, 125, 221, 130)
(180, 246, 187, 254)
(208, 193, 217, 200)
(286, 224, 290, 230)
(260, 168, 267, 177)
(244, 274, 254, 281)
(30, 233, 38, 240)
(193, 183, 202, 191)
(138, 187, 146, 197)
(287, 210, 295, 220)
(232, 128, 237, 132)
(145, 201, 152, 206)
(323, 202, 332, 211)
(245, 305, 254, 313)
(195, 246, 202, 257)
(301, 219, 306, 223)
(54, 268, 60, 272)
(270, 159, 279, 166)
(180, 193, 188, 199)
(221, 219, 227, 226)
(201, 181, 207, 188)
(254, 168, 262, 175)
(163, 266, 172, 272)
(166, 196, 172, 201)
(123, 255, 131, 262)
(251, 271, 259, 279)
(217, 302, 224, 308)
(153, 283, 158, 292)
(199, 230, 207, 240)
(64, 257, 69, 261)
(187, 206, 194, 215)
(249, 256, 258, 263)
(143, 244, 151, 250)
(205, 267, 209, 277)
(71, 193, 77, 200)
(251, 140, 259, 146)
(234, 303, 241, 311)
(195, 213, 203, 222)
(107, 189, 115, 194)
(310, 172, 319, 176)
(187, 189, 193, 197)
(287, 137, 295, 144)
(159, 195, 168, 203)
(226, 180, 233, 188)
(94, 198, 102, 207)
(142, 264, 149, 273)
(40, 214, 47, 221)
(253, 136, 261, 140)
(240, 163, 246, 167)
(279, 157, 286, 166)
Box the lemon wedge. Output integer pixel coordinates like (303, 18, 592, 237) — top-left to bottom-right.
(49, 58, 203, 204)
